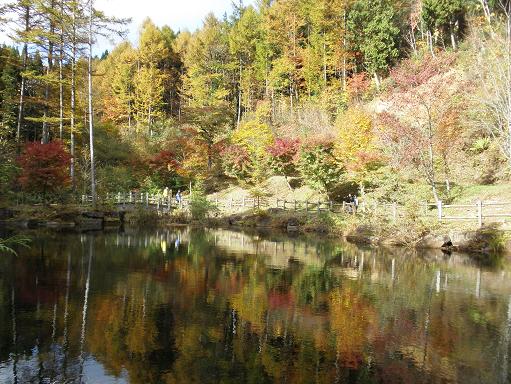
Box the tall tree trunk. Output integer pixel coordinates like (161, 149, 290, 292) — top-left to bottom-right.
(450, 22, 457, 50)
(42, 0, 56, 144)
(427, 109, 439, 203)
(480, 0, 492, 25)
(237, 58, 242, 126)
(59, 0, 64, 140)
(373, 72, 381, 90)
(88, 0, 97, 206)
(70, 2, 77, 190)
(427, 30, 435, 56)
(16, 5, 30, 149)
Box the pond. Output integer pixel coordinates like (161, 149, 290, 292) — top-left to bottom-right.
(0, 227, 510, 384)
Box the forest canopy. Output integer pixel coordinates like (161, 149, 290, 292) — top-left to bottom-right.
(0, 0, 510, 204)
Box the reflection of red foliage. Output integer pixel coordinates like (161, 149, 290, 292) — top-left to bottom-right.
(268, 290, 294, 309)
(18, 140, 71, 194)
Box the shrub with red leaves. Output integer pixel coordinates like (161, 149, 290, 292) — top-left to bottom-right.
(147, 151, 182, 188)
(267, 138, 300, 176)
(220, 144, 252, 180)
(148, 151, 179, 175)
(18, 141, 71, 195)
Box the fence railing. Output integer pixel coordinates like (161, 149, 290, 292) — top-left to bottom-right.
(81, 192, 190, 210)
(79, 193, 511, 227)
(424, 200, 511, 227)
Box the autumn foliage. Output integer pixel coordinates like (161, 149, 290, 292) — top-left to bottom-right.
(267, 138, 300, 176)
(18, 141, 71, 195)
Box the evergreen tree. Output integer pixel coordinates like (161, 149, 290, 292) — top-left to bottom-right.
(422, 0, 467, 50)
(347, 0, 402, 87)
(0, 48, 20, 140)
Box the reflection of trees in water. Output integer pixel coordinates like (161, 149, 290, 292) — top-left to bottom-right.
(0, 229, 511, 383)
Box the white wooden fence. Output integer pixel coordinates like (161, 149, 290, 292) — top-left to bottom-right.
(426, 201, 511, 227)
(80, 192, 511, 227)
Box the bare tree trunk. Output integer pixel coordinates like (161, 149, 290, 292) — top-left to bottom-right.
(480, 0, 492, 25)
(373, 72, 381, 90)
(16, 5, 30, 149)
(16, 45, 27, 147)
(427, 30, 435, 56)
(70, 2, 77, 190)
(59, 0, 64, 140)
(427, 108, 439, 203)
(88, 0, 97, 206)
(42, 0, 56, 144)
(408, 26, 417, 54)
(450, 22, 457, 50)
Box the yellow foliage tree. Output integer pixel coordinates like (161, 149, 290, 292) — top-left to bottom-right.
(334, 107, 377, 170)
(233, 120, 274, 158)
(232, 118, 274, 182)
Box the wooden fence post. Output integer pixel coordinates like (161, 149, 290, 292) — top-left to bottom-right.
(146, 193, 149, 207)
(242, 197, 246, 207)
(477, 200, 483, 227)
(330, 201, 333, 212)
(306, 201, 309, 212)
(317, 201, 321, 213)
(392, 203, 397, 221)
(437, 200, 443, 222)
(283, 200, 286, 210)
(294, 200, 297, 211)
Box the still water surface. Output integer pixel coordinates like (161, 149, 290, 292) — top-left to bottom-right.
(0, 227, 510, 383)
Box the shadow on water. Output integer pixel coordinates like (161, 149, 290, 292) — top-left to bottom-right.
(0, 226, 511, 383)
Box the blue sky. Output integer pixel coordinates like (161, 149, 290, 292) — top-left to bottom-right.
(0, 0, 256, 51)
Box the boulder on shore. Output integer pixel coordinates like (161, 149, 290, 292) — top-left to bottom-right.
(416, 234, 452, 249)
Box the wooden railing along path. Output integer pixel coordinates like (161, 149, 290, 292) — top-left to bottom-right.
(80, 192, 511, 227)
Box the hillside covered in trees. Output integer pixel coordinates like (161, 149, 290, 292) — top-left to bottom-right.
(0, 0, 511, 207)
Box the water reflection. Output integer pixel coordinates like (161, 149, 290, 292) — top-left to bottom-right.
(0, 227, 510, 383)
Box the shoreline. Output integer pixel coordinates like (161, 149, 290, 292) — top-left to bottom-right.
(1, 205, 510, 257)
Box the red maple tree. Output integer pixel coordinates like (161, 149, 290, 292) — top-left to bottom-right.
(18, 140, 71, 196)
